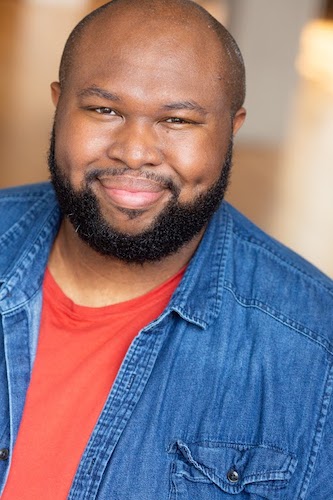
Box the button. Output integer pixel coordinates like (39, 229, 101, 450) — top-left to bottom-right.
(227, 468, 239, 483)
(0, 448, 9, 461)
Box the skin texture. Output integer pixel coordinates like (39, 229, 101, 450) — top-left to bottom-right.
(48, 0, 246, 306)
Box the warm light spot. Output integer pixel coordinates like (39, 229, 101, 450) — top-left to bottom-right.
(296, 20, 333, 92)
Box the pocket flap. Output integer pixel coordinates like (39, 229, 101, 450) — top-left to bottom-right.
(170, 439, 297, 495)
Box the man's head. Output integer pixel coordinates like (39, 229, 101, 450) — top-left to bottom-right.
(49, 0, 246, 263)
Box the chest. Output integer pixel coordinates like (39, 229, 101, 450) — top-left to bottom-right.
(68, 309, 330, 500)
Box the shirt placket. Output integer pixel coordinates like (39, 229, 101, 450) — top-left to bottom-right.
(68, 318, 170, 500)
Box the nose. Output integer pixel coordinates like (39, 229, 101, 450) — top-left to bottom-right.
(106, 120, 163, 170)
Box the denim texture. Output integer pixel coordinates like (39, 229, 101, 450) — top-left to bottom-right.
(0, 183, 332, 499)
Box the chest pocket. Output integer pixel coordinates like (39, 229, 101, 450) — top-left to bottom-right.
(169, 439, 297, 499)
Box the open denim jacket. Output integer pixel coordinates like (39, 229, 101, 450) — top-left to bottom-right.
(0, 183, 332, 499)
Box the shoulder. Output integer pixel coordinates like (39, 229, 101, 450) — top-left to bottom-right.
(0, 182, 55, 201)
(223, 202, 333, 346)
(0, 182, 57, 235)
(0, 183, 60, 278)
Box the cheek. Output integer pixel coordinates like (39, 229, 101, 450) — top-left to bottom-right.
(163, 130, 229, 198)
(54, 115, 106, 185)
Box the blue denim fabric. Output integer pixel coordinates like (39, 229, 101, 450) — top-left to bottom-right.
(0, 183, 332, 499)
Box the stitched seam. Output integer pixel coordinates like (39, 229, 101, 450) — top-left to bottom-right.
(298, 363, 333, 499)
(224, 281, 333, 357)
(0, 205, 60, 297)
(169, 208, 232, 327)
(0, 198, 49, 247)
(232, 226, 333, 297)
(70, 332, 162, 499)
(0, 193, 48, 201)
(173, 440, 295, 457)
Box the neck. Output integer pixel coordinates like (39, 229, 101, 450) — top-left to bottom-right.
(48, 218, 203, 307)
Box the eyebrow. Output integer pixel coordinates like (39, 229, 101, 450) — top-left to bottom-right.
(76, 86, 121, 102)
(77, 87, 208, 115)
(162, 101, 208, 116)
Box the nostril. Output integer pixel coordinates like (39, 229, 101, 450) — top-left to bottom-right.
(106, 142, 163, 170)
(105, 122, 163, 169)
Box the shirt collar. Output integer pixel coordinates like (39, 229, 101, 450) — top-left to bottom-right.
(0, 185, 61, 309)
(167, 203, 232, 329)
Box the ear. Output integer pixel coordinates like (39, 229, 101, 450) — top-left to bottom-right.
(232, 107, 246, 136)
(51, 82, 61, 107)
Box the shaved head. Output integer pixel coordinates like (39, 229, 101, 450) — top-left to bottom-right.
(59, 0, 245, 115)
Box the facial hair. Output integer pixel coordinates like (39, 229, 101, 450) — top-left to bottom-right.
(48, 128, 233, 264)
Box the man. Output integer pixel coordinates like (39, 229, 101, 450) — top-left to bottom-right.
(0, 0, 332, 498)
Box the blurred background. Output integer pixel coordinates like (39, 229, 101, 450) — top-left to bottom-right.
(0, 0, 333, 277)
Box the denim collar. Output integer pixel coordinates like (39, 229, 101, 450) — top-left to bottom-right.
(0, 186, 61, 309)
(167, 205, 232, 329)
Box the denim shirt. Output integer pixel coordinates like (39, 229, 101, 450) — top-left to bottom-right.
(0, 183, 332, 499)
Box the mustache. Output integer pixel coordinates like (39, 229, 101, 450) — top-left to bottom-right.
(85, 167, 180, 196)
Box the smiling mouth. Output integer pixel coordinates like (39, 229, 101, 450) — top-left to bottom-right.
(97, 175, 167, 210)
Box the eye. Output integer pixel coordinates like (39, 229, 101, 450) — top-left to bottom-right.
(165, 117, 191, 124)
(94, 107, 116, 115)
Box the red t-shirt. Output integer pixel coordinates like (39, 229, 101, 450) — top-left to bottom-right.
(2, 267, 184, 499)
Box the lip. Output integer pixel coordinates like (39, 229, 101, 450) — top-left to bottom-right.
(98, 175, 167, 210)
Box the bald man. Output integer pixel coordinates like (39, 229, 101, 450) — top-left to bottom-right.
(0, 1, 332, 499)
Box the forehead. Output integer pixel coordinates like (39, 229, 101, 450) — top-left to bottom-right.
(65, 9, 228, 109)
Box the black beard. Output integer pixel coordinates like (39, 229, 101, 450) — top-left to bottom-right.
(48, 129, 233, 264)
